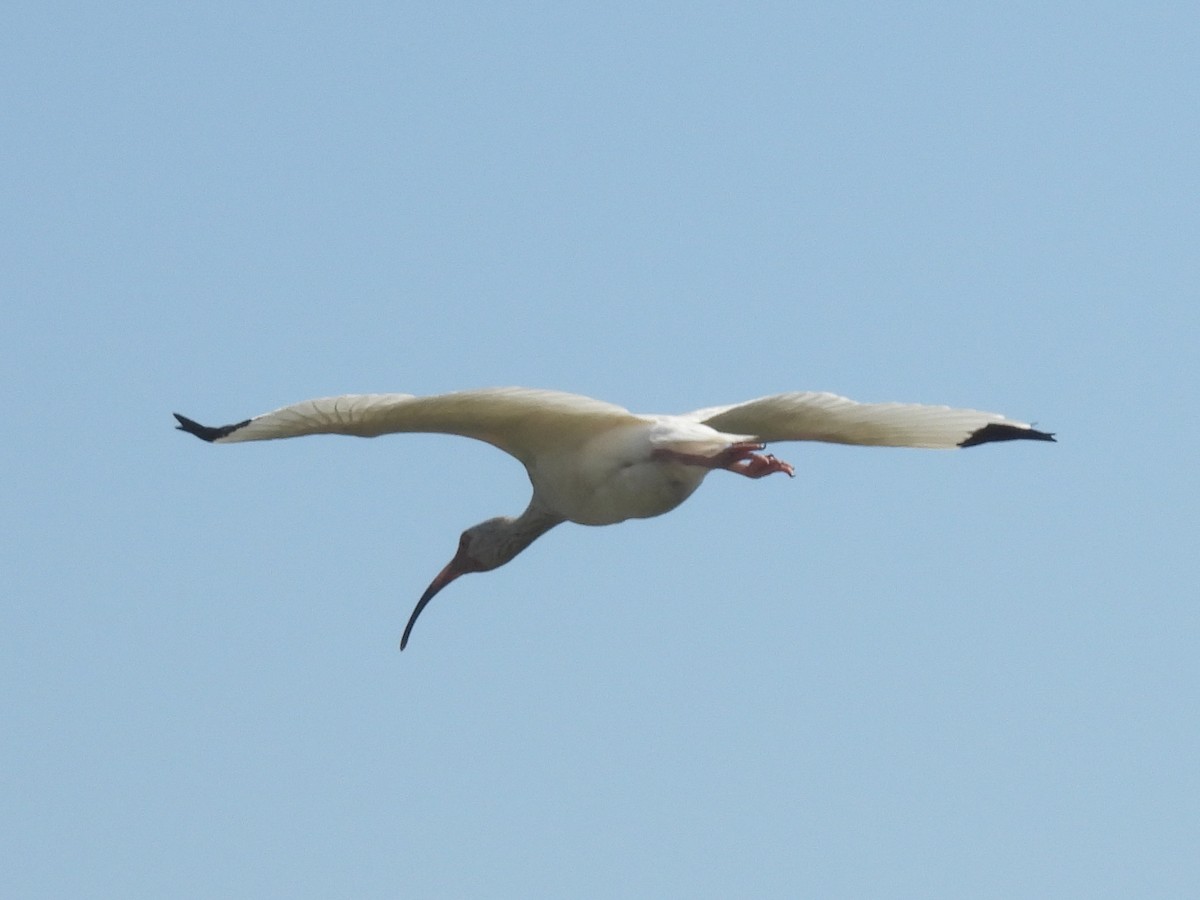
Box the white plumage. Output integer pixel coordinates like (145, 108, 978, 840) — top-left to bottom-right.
(174, 387, 1054, 649)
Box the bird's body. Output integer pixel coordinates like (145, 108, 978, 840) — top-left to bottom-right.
(174, 387, 1054, 648)
(527, 417, 737, 525)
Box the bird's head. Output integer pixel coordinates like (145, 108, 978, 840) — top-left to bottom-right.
(400, 517, 523, 651)
(454, 517, 524, 573)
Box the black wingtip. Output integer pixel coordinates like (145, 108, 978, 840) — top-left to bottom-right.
(173, 413, 251, 442)
(958, 422, 1057, 449)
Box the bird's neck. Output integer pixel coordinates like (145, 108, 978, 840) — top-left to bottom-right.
(476, 502, 565, 571)
(509, 501, 564, 552)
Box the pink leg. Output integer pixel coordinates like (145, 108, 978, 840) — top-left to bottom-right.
(654, 441, 795, 479)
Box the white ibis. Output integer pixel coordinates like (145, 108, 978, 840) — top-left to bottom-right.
(174, 387, 1054, 648)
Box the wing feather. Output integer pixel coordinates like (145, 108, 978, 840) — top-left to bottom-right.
(174, 388, 643, 464)
(686, 392, 1054, 449)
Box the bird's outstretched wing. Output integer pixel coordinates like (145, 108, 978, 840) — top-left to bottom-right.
(685, 392, 1055, 449)
(174, 388, 641, 465)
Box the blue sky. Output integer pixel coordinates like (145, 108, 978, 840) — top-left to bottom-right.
(4, 3, 1198, 897)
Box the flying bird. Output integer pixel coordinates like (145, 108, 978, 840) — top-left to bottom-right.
(174, 387, 1054, 649)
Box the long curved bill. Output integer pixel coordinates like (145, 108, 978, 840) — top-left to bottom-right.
(400, 560, 463, 650)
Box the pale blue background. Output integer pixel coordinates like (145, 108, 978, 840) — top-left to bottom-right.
(4, 3, 1197, 897)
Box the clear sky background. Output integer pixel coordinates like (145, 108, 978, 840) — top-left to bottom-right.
(4, 3, 1197, 898)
